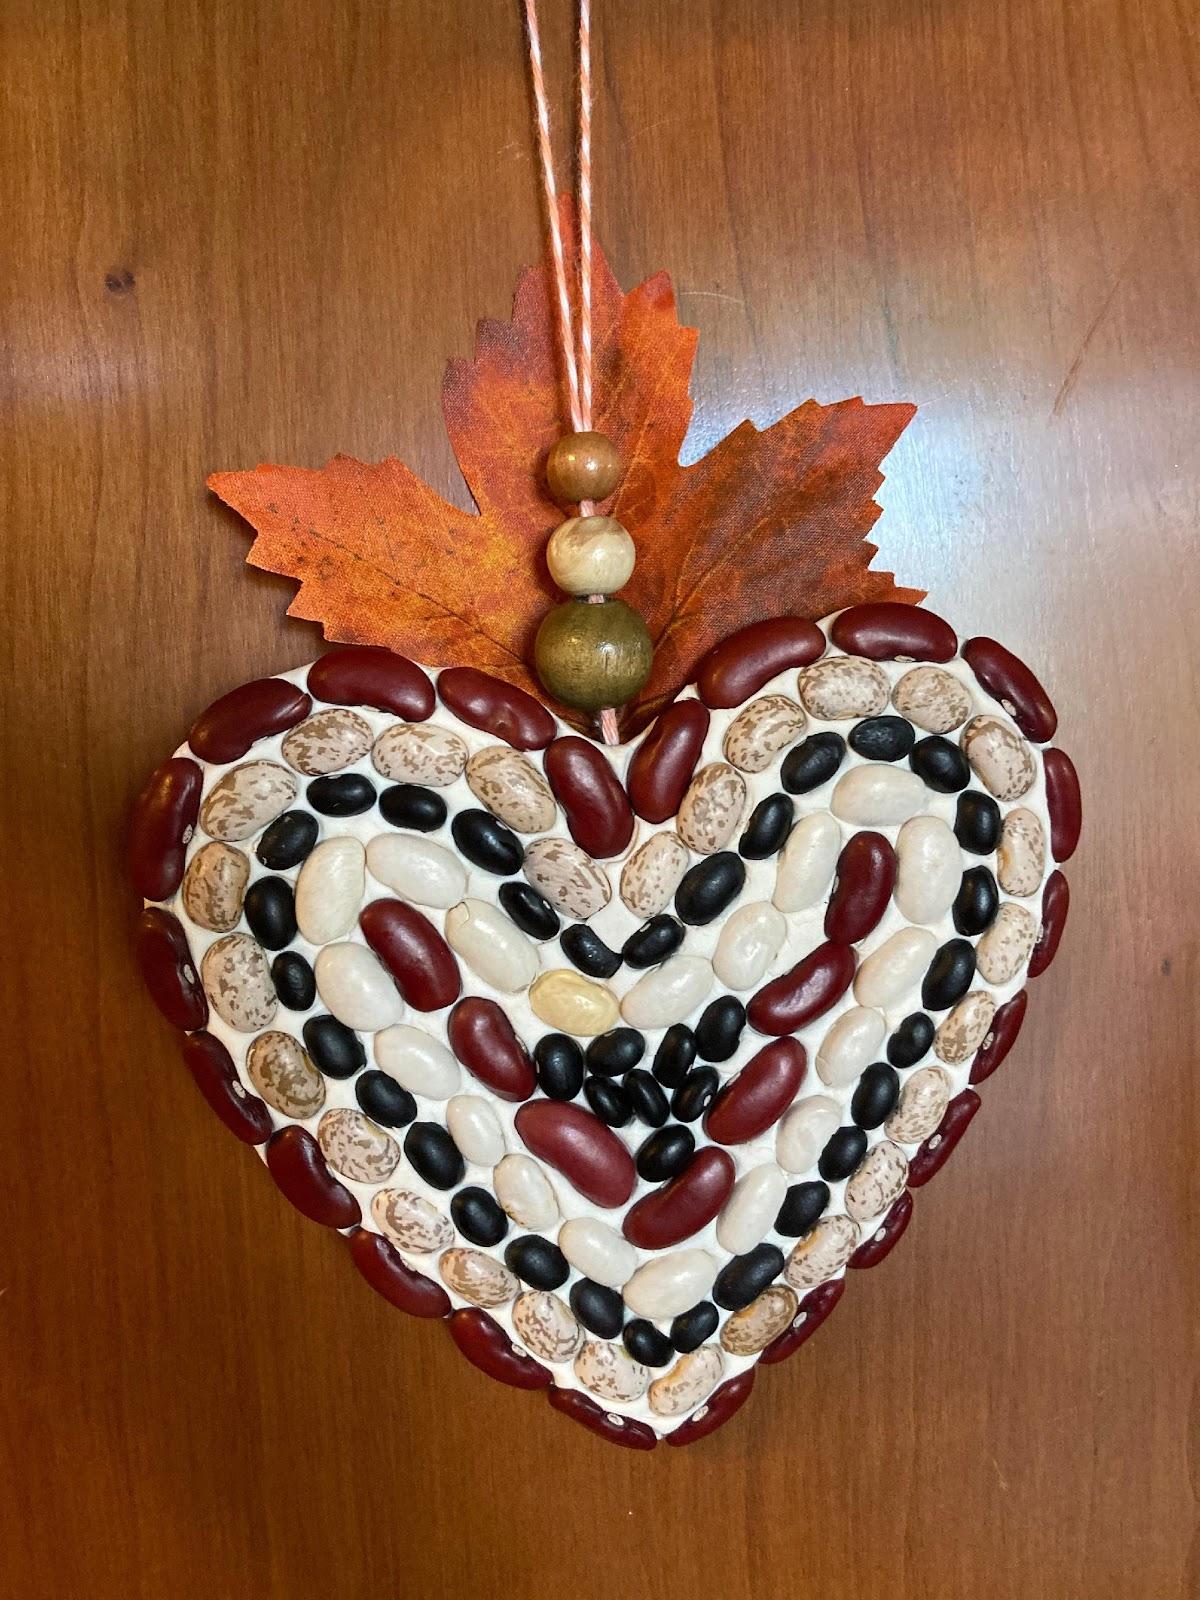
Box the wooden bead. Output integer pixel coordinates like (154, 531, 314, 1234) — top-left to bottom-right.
(535, 599, 653, 712)
(546, 431, 622, 505)
(546, 516, 636, 596)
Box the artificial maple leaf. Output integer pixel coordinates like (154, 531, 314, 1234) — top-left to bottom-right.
(209, 200, 921, 738)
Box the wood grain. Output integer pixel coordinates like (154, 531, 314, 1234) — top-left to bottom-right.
(1, 2, 1196, 1596)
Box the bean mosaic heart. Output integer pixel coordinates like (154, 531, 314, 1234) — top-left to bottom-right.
(130, 605, 1080, 1449)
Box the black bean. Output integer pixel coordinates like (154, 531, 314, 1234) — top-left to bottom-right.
(674, 851, 746, 926)
(695, 996, 746, 1063)
(738, 791, 795, 859)
(271, 950, 315, 1011)
(781, 732, 846, 793)
(355, 1068, 417, 1128)
(504, 1234, 569, 1290)
(624, 1068, 670, 1127)
(922, 938, 977, 1010)
(623, 1319, 674, 1368)
(306, 773, 376, 816)
(851, 1063, 900, 1129)
(570, 1278, 624, 1339)
(586, 1028, 645, 1077)
(670, 1301, 719, 1353)
(848, 716, 916, 762)
(713, 1243, 786, 1311)
(621, 915, 685, 968)
(652, 1024, 697, 1088)
(378, 783, 447, 833)
(243, 875, 296, 950)
(403, 1122, 465, 1189)
(636, 1124, 696, 1183)
(775, 1180, 830, 1237)
(302, 1014, 365, 1079)
(584, 1076, 633, 1127)
(954, 790, 1002, 855)
(256, 809, 319, 870)
(559, 923, 622, 979)
(887, 1012, 935, 1067)
(909, 735, 970, 793)
(533, 1033, 585, 1101)
(450, 809, 523, 875)
(498, 881, 560, 940)
(952, 865, 1000, 935)
(671, 1066, 720, 1123)
(450, 1186, 509, 1247)
(818, 1126, 869, 1182)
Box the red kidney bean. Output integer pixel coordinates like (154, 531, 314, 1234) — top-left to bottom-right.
(346, 1227, 451, 1317)
(622, 1147, 736, 1248)
(447, 998, 537, 1101)
(514, 1101, 636, 1208)
(446, 1308, 552, 1390)
(1043, 748, 1082, 862)
(906, 1089, 981, 1187)
(189, 678, 312, 763)
(359, 899, 462, 1011)
(962, 637, 1057, 742)
(135, 908, 208, 1030)
(626, 699, 710, 822)
(128, 757, 202, 900)
(705, 1039, 808, 1146)
(266, 1126, 361, 1228)
(746, 941, 856, 1036)
(759, 1279, 845, 1365)
(546, 1385, 658, 1450)
(824, 831, 897, 945)
(307, 645, 434, 719)
(849, 1190, 913, 1269)
(1028, 871, 1069, 978)
(179, 1032, 272, 1144)
(665, 1369, 756, 1447)
(437, 667, 556, 750)
(831, 603, 957, 662)
(543, 736, 634, 858)
(969, 989, 1028, 1085)
(695, 617, 826, 708)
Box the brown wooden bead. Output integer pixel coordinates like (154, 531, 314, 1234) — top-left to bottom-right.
(545, 430, 622, 505)
(534, 599, 652, 712)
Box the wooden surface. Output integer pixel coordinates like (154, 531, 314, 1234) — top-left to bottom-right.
(3, 2, 1196, 1596)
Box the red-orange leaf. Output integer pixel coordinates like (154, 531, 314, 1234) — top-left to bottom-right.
(209, 202, 921, 738)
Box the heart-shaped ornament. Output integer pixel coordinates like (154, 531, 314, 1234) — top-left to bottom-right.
(130, 603, 1080, 1449)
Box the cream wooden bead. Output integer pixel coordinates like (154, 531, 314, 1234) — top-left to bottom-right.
(546, 515, 636, 596)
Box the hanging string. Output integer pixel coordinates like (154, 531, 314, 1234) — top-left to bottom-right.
(577, 0, 594, 433)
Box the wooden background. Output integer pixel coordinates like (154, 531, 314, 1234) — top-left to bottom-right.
(2, 1, 1196, 1596)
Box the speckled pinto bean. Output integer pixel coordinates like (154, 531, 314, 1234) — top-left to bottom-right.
(962, 637, 1057, 742)
(446, 997, 537, 1102)
(696, 616, 826, 708)
(824, 831, 897, 945)
(179, 1032, 273, 1144)
(546, 1386, 659, 1451)
(189, 678, 312, 763)
(359, 899, 462, 1011)
(830, 603, 958, 662)
(849, 1191, 914, 1270)
(747, 941, 856, 1035)
(346, 1228, 451, 1318)
(514, 1101, 636, 1208)
(266, 1126, 361, 1228)
(447, 1309, 552, 1389)
(128, 757, 202, 900)
(1042, 748, 1082, 862)
(437, 667, 556, 749)
(759, 1279, 845, 1365)
(135, 908, 208, 1030)
(906, 1089, 981, 1186)
(705, 1039, 808, 1145)
(626, 699, 711, 822)
(1028, 871, 1069, 977)
(307, 645, 435, 719)
(543, 736, 635, 858)
(622, 1147, 736, 1249)
(969, 989, 1029, 1085)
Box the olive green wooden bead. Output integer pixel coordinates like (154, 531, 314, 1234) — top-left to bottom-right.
(546, 515, 636, 596)
(534, 599, 653, 711)
(545, 430, 623, 505)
